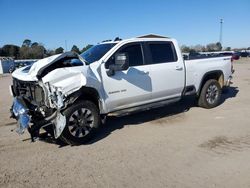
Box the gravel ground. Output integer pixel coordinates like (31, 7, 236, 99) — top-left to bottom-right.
(0, 58, 250, 188)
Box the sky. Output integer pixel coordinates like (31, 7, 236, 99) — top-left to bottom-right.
(0, 0, 250, 50)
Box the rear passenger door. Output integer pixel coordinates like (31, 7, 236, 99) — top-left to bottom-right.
(145, 41, 185, 101)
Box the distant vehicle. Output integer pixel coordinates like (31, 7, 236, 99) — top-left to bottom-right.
(197, 51, 240, 61)
(221, 52, 240, 61)
(10, 34, 234, 144)
(232, 53, 240, 60)
(241, 51, 249, 57)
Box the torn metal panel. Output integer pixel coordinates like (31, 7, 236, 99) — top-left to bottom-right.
(42, 67, 87, 97)
(53, 112, 66, 138)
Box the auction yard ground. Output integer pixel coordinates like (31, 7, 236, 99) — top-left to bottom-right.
(0, 58, 250, 188)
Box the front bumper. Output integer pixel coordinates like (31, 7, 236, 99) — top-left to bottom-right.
(11, 96, 66, 140)
(12, 97, 30, 134)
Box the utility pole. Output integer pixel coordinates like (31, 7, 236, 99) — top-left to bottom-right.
(219, 18, 223, 47)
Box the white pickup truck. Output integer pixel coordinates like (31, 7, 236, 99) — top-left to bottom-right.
(10, 34, 233, 144)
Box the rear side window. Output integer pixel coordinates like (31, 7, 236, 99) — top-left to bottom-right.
(149, 42, 177, 64)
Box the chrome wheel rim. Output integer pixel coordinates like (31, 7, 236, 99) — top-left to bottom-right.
(206, 84, 219, 104)
(68, 108, 94, 138)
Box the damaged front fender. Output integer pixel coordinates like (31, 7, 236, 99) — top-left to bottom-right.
(53, 112, 66, 138)
(42, 67, 87, 97)
(40, 68, 89, 138)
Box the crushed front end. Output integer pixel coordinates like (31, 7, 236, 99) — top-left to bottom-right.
(9, 52, 92, 142)
(10, 78, 63, 141)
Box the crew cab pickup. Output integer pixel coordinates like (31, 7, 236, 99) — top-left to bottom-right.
(10, 34, 233, 144)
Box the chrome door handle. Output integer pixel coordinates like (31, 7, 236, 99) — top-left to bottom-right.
(175, 66, 183, 71)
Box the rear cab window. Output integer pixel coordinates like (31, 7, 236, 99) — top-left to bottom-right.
(147, 42, 178, 64)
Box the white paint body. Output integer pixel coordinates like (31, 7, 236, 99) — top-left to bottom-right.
(12, 37, 233, 115)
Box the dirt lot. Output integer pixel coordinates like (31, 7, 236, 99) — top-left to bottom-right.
(0, 58, 250, 188)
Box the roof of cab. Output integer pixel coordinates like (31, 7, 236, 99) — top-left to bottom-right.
(100, 34, 171, 44)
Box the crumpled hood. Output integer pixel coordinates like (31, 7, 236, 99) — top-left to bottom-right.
(12, 54, 62, 81)
(12, 52, 80, 81)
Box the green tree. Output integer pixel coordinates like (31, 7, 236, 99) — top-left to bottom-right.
(225, 47, 231, 51)
(19, 43, 45, 59)
(55, 47, 64, 54)
(31, 42, 39, 47)
(81, 44, 93, 53)
(189, 49, 197, 55)
(30, 44, 46, 59)
(193, 44, 205, 52)
(216, 42, 222, 51)
(181, 45, 190, 53)
(22, 39, 32, 47)
(19, 46, 29, 59)
(1, 45, 20, 58)
(46, 49, 55, 57)
(71, 45, 80, 54)
(206, 43, 219, 52)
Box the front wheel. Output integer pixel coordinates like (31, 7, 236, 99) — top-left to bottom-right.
(198, 79, 222, 109)
(59, 100, 100, 145)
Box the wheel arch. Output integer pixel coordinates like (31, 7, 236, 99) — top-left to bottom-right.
(197, 70, 224, 96)
(66, 86, 105, 113)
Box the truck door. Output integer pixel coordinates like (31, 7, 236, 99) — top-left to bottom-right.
(101, 43, 152, 112)
(145, 41, 185, 101)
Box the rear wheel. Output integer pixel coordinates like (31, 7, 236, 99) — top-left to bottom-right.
(59, 100, 100, 145)
(198, 79, 222, 108)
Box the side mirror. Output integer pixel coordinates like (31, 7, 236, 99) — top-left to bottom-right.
(107, 53, 129, 76)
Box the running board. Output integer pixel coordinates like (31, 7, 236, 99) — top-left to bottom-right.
(109, 97, 181, 117)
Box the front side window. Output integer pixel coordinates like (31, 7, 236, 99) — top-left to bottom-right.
(119, 44, 143, 67)
(148, 42, 177, 64)
(106, 43, 143, 68)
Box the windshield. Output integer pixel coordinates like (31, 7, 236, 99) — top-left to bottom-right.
(80, 43, 117, 64)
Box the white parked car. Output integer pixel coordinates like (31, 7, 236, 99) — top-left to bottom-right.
(10, 34, 233, 144)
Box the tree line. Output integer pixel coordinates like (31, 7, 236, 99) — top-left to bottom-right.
(181, 42, 250, 53)
(0, 39, 93, 59)
(1, 39, 250, 59)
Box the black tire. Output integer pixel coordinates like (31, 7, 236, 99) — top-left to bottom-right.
(198, 79, 222, 109)
(59, 100, 100, 145)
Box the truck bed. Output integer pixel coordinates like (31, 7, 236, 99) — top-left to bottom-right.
(185, 56, 232, 91)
